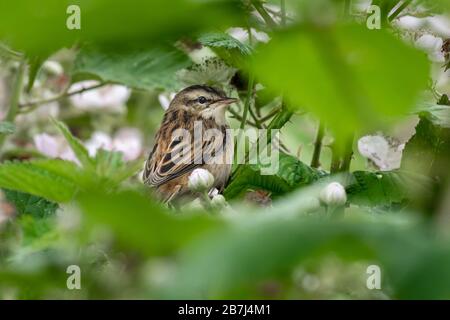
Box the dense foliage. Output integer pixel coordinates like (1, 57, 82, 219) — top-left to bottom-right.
(0, 0, 449, 299)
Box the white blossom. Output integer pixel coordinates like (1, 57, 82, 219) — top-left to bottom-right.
(427, 15, 450, 38)
(85, 128, 143, 161)
(319, 182, 347, 207)
(208, 188, 219, 198)
(227, 27, 270, 44)
(177, 57, 236, 86)
(158, 92, 176, 110)
(17, 89, 59, 124)
(42, 60, 64, 75)
(112, 128, 143, 161)
(188, 168, 214, 193)
(33, 133, 78, 164)
(188, 46, 216, 65)
(396, 15, 426, 31)
(415, 34, 445, 63)
(84, 132, 113, 157)
(358, 135, 405, 171)
(211, 194, 227, 209)
(69, 81, 130, 112)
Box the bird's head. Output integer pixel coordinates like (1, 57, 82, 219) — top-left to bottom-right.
(169, 85, 237, 124)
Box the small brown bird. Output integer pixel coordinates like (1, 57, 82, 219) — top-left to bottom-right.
(143, 85, 237, 203)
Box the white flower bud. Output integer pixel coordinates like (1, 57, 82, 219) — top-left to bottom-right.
(319, 182, 347, 207)
(188, 169, 214, 193)
(211, 194, 227, 209)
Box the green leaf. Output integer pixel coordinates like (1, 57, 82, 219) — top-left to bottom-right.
(249, 24, 429, 139)
(225, 153, 323, 199)
(52, 118, 95, 170)
(346, 171, 431, 207)
(168, 214, 450, 299)
(199, 32, 252, 55)
(0, 0, 242, 57)
(3, 189, 58, 218)
(402, 103, 450, 176)
(417, 103, 450, 129)
(72, 45, 191, 90)
(25, 55, 44, 92)
(0, 121, 15, 134)
(93, 149, 143, 185)
(199, 32, 252, 67)
(0, 160, 78, 203)
(76, 190, 224, 256)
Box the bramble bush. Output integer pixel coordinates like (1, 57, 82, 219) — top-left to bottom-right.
(0, 0, 450, 299)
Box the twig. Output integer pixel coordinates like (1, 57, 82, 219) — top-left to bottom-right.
(251, 0, 277, 29)
(0, 43, 23, 61)
(265, 7, 294, 22)
(19, 82, 106, 109)
(388, 0, 412, 22)
(240, 77, 254, 130)
(259, 105, 281, 123)
(248, 103, 262, 128)
(228, 108, 257, 127)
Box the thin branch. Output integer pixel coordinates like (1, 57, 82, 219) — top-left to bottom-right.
(240, 76, 254, 130)
(248, 103, 262, 128)
(388, 0, 412, 22)
(265, 7, 295, 22)
(251, 0, 277, 29)
(19, 82, 106, 109)
(259, 105, 281, 123)
(0, 43, 23, 61)
(228, 108, 258, 127)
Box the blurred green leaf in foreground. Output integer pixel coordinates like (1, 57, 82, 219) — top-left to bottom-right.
(249, 23, 429, 140)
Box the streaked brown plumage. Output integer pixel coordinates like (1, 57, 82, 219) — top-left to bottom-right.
(143, 85, 236, 203)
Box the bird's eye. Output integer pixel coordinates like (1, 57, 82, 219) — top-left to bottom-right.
(198, 96, 207, 104)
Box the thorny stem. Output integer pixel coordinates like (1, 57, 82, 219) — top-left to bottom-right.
(340, 134, 354, 172)
(5, 59, 27, 122)
(330, 144, 341, 174)
(311, 121, 324, 168)
(0, 58, 27, 152)
(238, 83, 254, 128)
(329, 134, 354, 173)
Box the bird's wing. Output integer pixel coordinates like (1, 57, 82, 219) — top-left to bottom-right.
(143, 111, 228, 188)
(143, 118, 203, 187)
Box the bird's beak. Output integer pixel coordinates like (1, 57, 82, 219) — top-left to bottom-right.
(216, 97, 238, 106)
